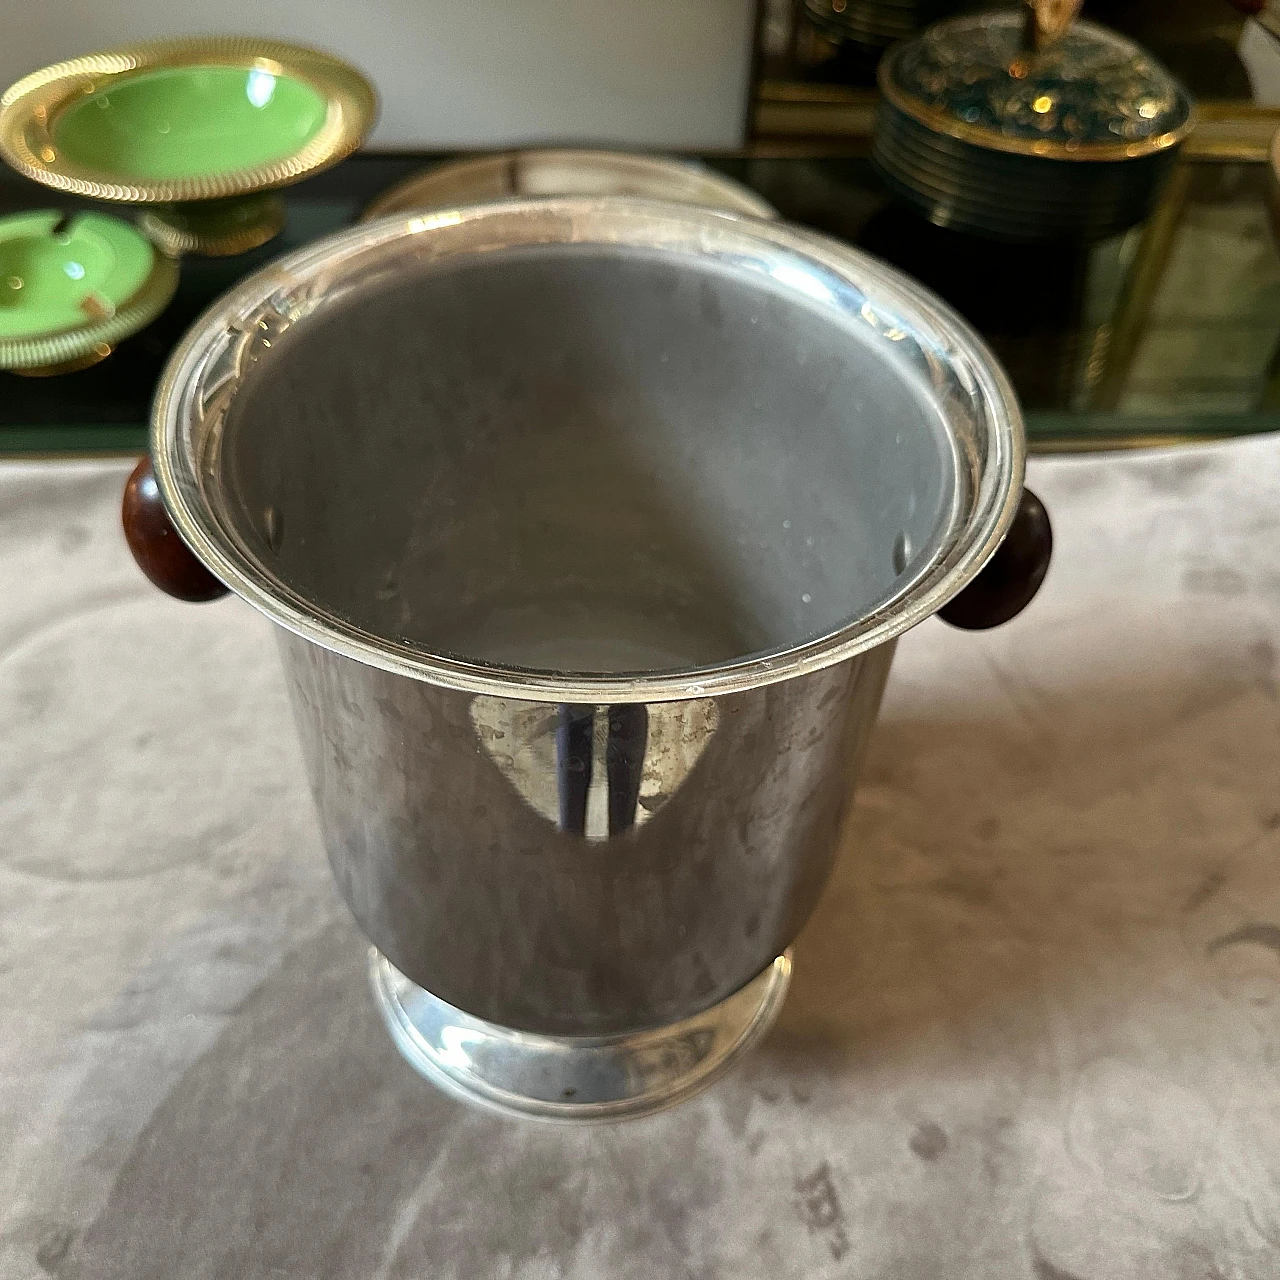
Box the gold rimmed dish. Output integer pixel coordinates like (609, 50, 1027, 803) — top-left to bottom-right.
(0, 208, 178, 375)
(0, 37, 377, 255)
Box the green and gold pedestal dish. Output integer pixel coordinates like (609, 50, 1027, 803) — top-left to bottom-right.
(0, 38, 376, 256)
(0, 209, 178, 375)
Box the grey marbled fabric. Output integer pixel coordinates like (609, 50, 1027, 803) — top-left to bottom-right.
(2, 444, 1280, 1278)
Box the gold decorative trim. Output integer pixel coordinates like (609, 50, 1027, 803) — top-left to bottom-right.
(139, 195, 286, 257)
(751, 84, 1276, 164)
(1188, 103, 1280, 162)
(876, 57, 1195, 162)
(9, 346, 115, 378)
(0, 251, 178, 370)
(0, 37, 377, 204)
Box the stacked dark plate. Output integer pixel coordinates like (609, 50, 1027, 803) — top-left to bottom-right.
(804, 0, 922, 51)
(873, 11, 1193, 242)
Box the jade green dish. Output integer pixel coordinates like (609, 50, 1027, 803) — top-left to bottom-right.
(0, 38, 376, 256)
(54, 65, 330, 183)
(0, 209, 178, 373)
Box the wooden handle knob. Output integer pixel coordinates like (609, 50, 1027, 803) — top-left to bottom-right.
(121, 457, 229, 603)
(939, 488, 1052, 631)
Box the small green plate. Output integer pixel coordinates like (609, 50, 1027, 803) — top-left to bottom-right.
(54, 65, 329, 183)
(0, 210, 178, 371)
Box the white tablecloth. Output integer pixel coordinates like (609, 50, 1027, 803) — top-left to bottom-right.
(2, 442, 1280, 1279)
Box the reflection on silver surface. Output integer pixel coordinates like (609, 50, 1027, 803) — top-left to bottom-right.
(470, 696, 719, 840)
(281, 632, 893, 1036)
(361, 148, 778, 223)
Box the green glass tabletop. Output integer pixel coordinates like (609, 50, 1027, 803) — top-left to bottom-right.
(53, 66, 329, 183)
(3, 148, 1280, 454)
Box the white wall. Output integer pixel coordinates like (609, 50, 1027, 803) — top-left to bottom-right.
(1239, 16, 1280, 104)
(6, 0, 757, 150)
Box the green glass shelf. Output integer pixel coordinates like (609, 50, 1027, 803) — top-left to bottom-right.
(7, 411, 1278, 461)
(3, 148, 1280, 457)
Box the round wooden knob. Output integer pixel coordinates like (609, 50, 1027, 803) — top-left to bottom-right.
(939, 487, 1052, 630)
(122, 456, 229, 603)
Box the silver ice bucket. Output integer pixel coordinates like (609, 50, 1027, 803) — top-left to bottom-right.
(123, 198, 1050, 1120)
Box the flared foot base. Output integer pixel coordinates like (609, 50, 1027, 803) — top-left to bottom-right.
(139, 193, 285, 257)
(10, 343, 113, 377)
(369, 948, 792, 1123)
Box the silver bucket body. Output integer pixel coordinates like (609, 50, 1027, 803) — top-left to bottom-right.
(151, 199, 1024, 1112)
(279, 630, 894, 1035)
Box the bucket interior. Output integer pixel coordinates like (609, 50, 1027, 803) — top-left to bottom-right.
(219, 242, 959, 675)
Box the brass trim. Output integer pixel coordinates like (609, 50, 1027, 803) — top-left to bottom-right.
(0, 37, 377, 204)
(753, 85, 880, 140)
(876, 54, 1195, 163)
(1085, 161, 1192, 411)
(753, 81, 1277, 165)
(757, 81, 877, 105)
(1027, 433, 1235, 453)
(0, 250, 178, 370)
(9, 345, 115, 378)
(139, 194, 287, 257)
(1186, 102, 1280, 163)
